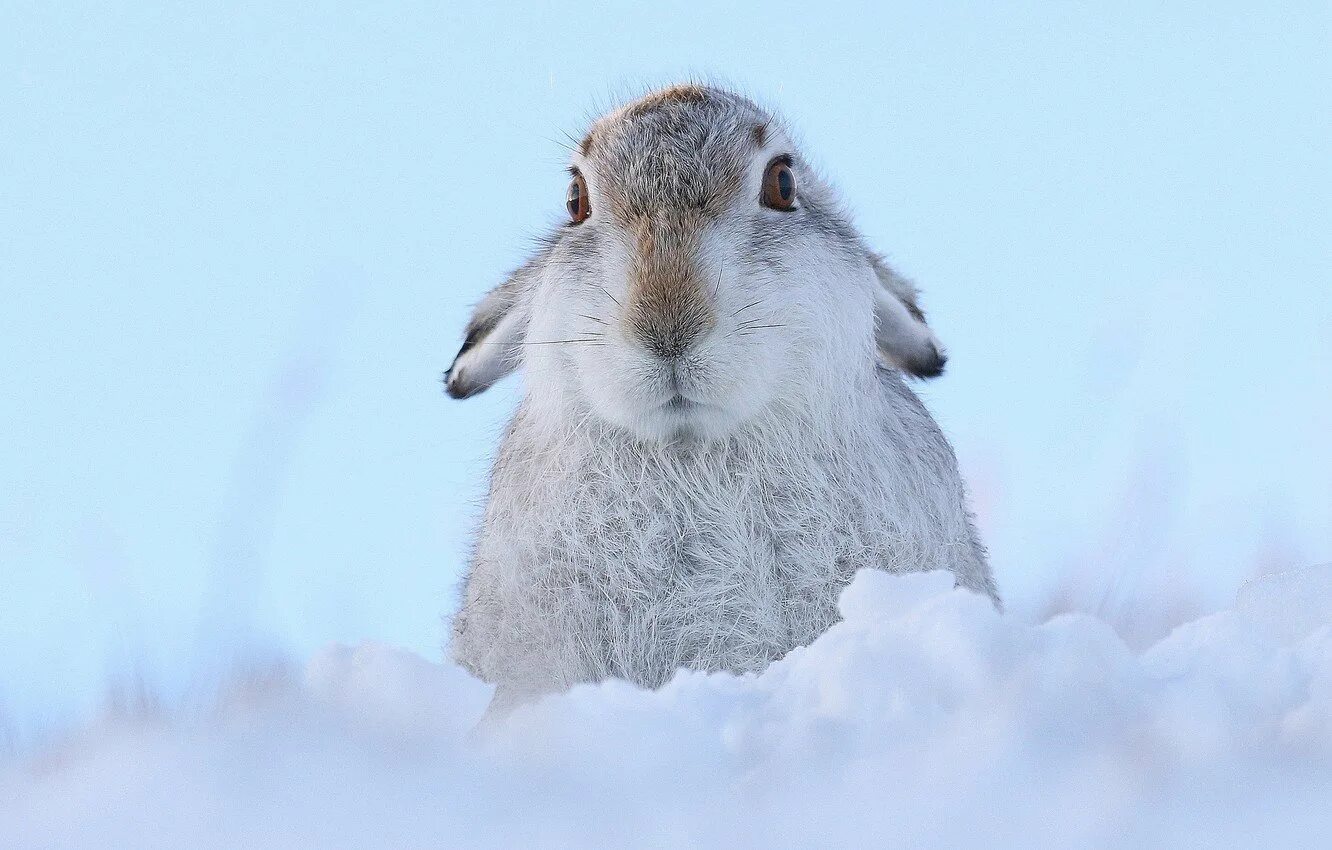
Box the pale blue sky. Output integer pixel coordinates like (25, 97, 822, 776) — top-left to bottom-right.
(2, 2, 1328, 733)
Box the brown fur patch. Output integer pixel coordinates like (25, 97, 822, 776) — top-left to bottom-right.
(751, 122, 767, 148)
(623, 84, 710, 119)
(579, 132, 594, 156)
(625, 213, 716, 359)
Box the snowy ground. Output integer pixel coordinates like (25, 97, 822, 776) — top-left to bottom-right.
(4, 567, 1330, 849)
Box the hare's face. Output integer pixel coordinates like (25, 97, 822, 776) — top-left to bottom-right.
(445, 86, 948, 442)
(524, 88, 876, 441)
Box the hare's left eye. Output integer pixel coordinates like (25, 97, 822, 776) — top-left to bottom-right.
(567, 172, 591, 224)
(761, 157, 797, 211)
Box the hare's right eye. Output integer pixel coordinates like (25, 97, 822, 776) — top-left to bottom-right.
(566, 172, 591, 224)
(761, 157, 797, 211)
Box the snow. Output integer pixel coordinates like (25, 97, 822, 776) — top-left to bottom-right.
(4, 567, 1330, 849)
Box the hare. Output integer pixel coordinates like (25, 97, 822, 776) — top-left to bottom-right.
(444, 85, 999, 715)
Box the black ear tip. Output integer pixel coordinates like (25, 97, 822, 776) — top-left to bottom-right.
(445, 383, 475, 400)
(443, 367, 476, 399)
(444, 381, 473, 400)
(908, 348, 947, 379)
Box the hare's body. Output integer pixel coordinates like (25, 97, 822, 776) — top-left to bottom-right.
(453, 366, 993, 701)
(443, 85, 998, 712)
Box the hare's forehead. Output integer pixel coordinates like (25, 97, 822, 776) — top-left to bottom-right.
(577, 94, 782, 218)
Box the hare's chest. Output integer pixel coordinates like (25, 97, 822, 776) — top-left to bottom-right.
(591, 476, 874, 684)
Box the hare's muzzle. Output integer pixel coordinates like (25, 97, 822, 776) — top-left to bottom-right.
(624, 213, 717, 361)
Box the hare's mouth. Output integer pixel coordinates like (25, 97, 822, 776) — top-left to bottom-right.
(650, 393, 722, 442)
(655, 393, 717, 436)
(624, 384, 748, 444)
(660, 390, 716, 417)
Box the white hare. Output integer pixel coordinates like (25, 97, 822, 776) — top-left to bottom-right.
(445, 85, 999, 715)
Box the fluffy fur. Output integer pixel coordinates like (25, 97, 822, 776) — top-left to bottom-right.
(444, 85, 999, 715)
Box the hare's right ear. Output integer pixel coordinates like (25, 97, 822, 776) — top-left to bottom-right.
(444, 258, 539, 399)
(869, 253, 948, 379)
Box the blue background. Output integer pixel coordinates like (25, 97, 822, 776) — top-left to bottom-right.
(2, 1, 1328, 734)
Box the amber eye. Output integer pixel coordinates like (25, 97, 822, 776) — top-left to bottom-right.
(566, 172, 590, 224)
(761, 158, 797, 210)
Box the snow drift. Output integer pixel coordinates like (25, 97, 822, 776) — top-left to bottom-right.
(4, 567, 1330, 849)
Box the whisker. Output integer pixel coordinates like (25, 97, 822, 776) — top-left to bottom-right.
(560, 129, 584, 151)
(598, 286, 623, 308)
(471, 338, 607, 346)
(543, 135, 576, 154)
(579, 314, 608, 325)
(522, 338, 608, 346)
(731, 299, 764, 318)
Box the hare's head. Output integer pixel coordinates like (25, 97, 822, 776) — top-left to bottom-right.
(445, 85, 946, 441)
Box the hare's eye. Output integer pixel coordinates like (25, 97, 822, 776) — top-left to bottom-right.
(566, 172, 591, 224)
(761, 158, 796, 211)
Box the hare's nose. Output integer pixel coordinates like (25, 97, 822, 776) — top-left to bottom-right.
(632, 310, 708, 361)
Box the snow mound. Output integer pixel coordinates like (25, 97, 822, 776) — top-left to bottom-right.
(1236, 563, 1332, 644)
(4, 569, 1330, 849)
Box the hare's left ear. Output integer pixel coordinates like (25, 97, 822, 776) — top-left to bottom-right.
(869, 253, 947, 379)
(444, 257, 540, 399)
